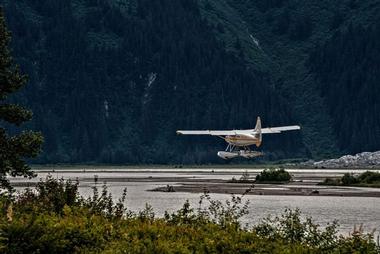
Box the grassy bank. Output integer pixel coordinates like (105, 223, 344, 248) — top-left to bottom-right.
(0, 177, 379, 253)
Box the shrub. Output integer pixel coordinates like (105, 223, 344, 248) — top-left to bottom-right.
(321, 178, 340, 185)
(256, 168, 292, 183)
(254, 208, 379, 253)
(322, 171, 380, 187)
(0, 177, 379, 253)
(357, 171, 380, 184)
(11, 175, 80, 215)
(341, 173, 359, 185)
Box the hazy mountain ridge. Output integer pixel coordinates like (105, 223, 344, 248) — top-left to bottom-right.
(1, 0, 379, 164)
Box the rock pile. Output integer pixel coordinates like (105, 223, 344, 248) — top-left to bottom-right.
(304, 151, 380, 168)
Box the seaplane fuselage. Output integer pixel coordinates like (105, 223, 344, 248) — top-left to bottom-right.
(224, 134, 261, 147)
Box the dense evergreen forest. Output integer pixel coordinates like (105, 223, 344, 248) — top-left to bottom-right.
(309, 22, 380, 153)
(1, 0, 379, 164)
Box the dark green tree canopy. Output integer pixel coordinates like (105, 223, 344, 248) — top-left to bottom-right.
(0, 0, 304, 164)
(2, 0, 379, 163)
(0, 7, 43, 189)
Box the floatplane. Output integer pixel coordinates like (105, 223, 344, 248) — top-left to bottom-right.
(177, 117, 301, 159)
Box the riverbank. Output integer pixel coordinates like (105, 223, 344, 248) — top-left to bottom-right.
(150, 182, 380, 197)
(30, 151, 380, 170)
(11, 168, 380, 198)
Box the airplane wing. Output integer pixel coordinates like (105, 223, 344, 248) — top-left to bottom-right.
(177, 126, 300, 136)
(176, 130, 253, 136)
(261, 125, 300, 134)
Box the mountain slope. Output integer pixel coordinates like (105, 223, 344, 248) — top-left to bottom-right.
(1, 0, 379, 164)
(204, 0, 380, 157)
(309, 21, 380, 153)
(2, 0, 304, 164)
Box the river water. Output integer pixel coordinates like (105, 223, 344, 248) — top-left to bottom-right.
(11, 168, 380, 236)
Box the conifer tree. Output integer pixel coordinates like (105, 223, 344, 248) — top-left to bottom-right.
(0, 7, 43, 189)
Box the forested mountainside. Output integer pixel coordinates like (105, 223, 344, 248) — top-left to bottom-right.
(1, 0, 379, 164)
(202, 0, 380, 156)
(309, 23, 380, 153)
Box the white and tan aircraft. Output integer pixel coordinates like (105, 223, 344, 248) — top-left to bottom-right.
(177, 117, 301, 159)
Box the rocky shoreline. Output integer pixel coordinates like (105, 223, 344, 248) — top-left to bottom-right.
(301, 151, 380, 169)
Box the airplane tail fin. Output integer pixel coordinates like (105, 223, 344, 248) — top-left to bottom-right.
(254, 116, 262, 147)
(254, 117, 261, 132)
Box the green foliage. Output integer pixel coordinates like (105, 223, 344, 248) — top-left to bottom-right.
(342, 173, 359, 185)
(254, 209, 340, 250)
(256, 167, 292, 183)
(321, 177, 341, 186)
(254, 208, 379, 253)
(321, 171, 380, 187)
(357, 171, 380, 184)
(0, 177, 379, 253)
(18, 175, 79, 214)
(0, 7, 43, 189)
(83, 183, 128, 218)
(197, 191, 250, 228)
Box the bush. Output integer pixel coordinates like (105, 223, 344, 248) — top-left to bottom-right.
(0, 177, 378, 253)
(341, 173, 359, 185)
(321, 178, 340, 185)
(322, 171, 380, 187)
(254, 208, 379, 253)
(256, 168, 292, 183)
(357, 171, 380, 184)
